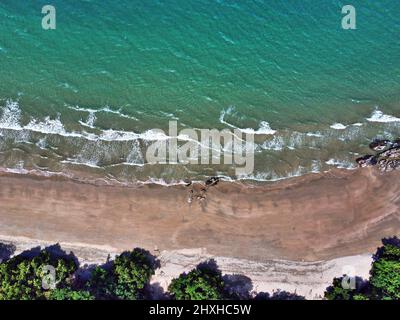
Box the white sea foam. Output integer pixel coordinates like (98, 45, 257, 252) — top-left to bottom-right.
(219, 107, 276, 135)
(25, 115, 73, 136)
(311, 160, 321, 173)
(61, 158, 102, 168)
(366, 109, 400, 123)
(325, 158, 356, 169)
(68, 105, 138, 121)
(79, 111, 97, 128)
(126, 140, 144, 165)
(306, 132, 324, 137)
(138, 178, 188, 186)
(260, 136, 284, 151)
(0, 166, 72, 178)
(238, 166, 307, 182)
(330, 123, 347, 130)
(0, 101, 180, 143)
(36, 138, 47, 150)
(0, 99, 22, 129)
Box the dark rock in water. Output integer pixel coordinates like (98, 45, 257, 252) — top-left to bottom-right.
(205, 176, 220, 187)
(369, 139, 391, 151)
(356, 155, 377, 167)
(392, 138, 400, 148)
(376, 147, 400, 172)
(356, 139, 400, 172)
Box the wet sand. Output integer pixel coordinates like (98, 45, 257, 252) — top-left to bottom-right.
(0, 167, 399, 262)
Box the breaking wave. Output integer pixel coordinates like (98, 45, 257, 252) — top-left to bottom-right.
(367, 108, 400, 123)
(0, 100, 399, 184)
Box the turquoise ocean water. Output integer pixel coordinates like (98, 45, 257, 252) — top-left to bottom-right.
(0, 0, 399, 183)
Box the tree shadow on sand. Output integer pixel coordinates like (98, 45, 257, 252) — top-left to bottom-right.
(14, 243, 79, 265)
(0, 242, 16, 262)
(146, 282, 171, 300)
(254, 290, 306, 300)
(223, 274, 253, 300)
(191, 259, 303, 300)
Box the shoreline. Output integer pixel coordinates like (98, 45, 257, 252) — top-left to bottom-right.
(0, 166, 399, 262)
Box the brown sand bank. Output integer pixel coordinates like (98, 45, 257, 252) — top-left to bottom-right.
(0, 167, 399, 262)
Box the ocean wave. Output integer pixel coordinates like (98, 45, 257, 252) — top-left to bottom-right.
(330, 123, 347, 130)
(67, 105, 139, 121)
(0, 166, 73, 178)
(366, 109, 400, 123)
(236, 166, 309, 182)
(0, 100, 186, 143)
(0, 101, 261, 162)
(0, 99, 397, 185)
(219, 106, 276, 135)
(79, 111, 97, 128)
(60, 159, 102, 169)
(325, 158, 357, 169)
(137, 178, 188, 187)
(260, 136, 284, 151)
(306, 132, 324, 137)
(25, 115, 75, 137)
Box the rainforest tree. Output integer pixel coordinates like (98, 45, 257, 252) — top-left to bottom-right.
(85, 248, 156, 300)
(168, 262, 225, 300)
(0, 248, 77, 300)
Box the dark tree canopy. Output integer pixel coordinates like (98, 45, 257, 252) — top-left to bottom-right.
(168, 261, 225, 300)
(369, 242, 400, 300)
(85, 248, 156, 300)
(0, 248, 77, 300)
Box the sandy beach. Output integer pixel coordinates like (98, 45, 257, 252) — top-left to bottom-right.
(0, 166, 399, 263)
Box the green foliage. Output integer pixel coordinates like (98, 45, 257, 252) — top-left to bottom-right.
(85, 248, 155, 300)
(48, 287, 94, 300)
(168, 265, 225, 300)
(324, 277, 357, 300)
(0, 249, 77, 300)
(369, 244, 400, 300)
(86, 266, 116, 299)
(324, 238, 400, 300)
(379, 244, 400, 259)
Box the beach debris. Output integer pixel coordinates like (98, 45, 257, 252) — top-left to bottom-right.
(205, 176, 220, 187)
(186, 176, 221, 204)
(357, 138, 400, 172)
